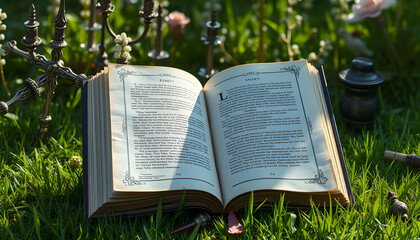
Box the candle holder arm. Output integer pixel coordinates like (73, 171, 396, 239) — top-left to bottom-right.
(0, 75, 45, 115)
(55, 66, 87, 88)
(2, 41, 49, 67)
(103, 17, 117, 39)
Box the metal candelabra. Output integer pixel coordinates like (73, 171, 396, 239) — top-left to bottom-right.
(148, 4, 169, 65)
(199, 10, 221, 80)
(0, 0, 89, 141)
(81, 0, 101, 53)
(95, 0, 157, 68)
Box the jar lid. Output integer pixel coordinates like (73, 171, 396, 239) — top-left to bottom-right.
(339, 57, 384, 86)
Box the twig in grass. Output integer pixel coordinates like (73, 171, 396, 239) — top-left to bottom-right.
(220, 41, 239, 65)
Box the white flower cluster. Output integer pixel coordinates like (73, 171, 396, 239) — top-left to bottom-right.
(80, 0, 91, 22)
(279, 0, 305, 61)
(114, 33, 133, 60)
(0, 8, 7, 66)
(330, 0, 352, 22)
(295, 15, 303, 26)
(319, 40, 333, 55)
(70, 156, 82, 168)
(307, 40, 333, 63)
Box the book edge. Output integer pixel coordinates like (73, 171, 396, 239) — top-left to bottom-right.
(315, 65, 355, 208)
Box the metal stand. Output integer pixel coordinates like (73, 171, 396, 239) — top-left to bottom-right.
(95, 0, 157, 70)
(148, 4, 169, 65)
(198, 10, 221, 80)
(81, 0, 101, 52)
(0, 0, 89, 141)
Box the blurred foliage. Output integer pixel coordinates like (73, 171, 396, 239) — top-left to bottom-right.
(2, 0, 419, 87)
(1, 1, 420, 239)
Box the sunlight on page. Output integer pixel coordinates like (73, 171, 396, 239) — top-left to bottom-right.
(107, 64, 221, 202)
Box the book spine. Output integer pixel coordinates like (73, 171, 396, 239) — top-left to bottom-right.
(81, 79, 89, 219)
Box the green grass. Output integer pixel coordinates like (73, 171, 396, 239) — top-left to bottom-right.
(1, 0, 420, 239)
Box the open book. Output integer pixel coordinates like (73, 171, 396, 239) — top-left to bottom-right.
(82, 60, 353, 218)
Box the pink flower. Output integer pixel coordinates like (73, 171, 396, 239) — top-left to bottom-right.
(347, 0, 396, 23)
(165, 11, 190, 37)
(227, 211, 244, 235)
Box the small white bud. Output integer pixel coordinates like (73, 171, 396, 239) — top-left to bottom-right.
(122, 51, 131, 59)
(114, 35, 122, 44)
(123, 45, 132, 52)
(115, 44, 122, 52)
(0, 59, 6, 66)
(295, 15, 303, 25)
(308, 52, 317, 62)
(0, 13, 7, 20)
(292, 44, 300, 55)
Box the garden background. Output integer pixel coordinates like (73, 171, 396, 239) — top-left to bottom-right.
(1, 0, 420, 239)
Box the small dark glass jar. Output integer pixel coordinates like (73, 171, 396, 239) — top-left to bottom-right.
(339, 57, 384, 127)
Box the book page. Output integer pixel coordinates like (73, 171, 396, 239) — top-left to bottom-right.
(107, 64, 221, 202)
(203, 61, 338, 205)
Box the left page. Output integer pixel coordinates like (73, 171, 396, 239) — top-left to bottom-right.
(107, 64, 221, 202)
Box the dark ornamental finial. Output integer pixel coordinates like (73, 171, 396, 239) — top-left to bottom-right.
(388, 191, 409, 221)
(28, 4, 37, 25)
(50, 0, 67, 62)
(211, 10, 217, 26)
(139, 0, 158, 23)
(97, 0, 114, 13)
(22, 4, 41, 50)
(147, 3, 169, 63)
(53, 0, 67, 39)
(206, 10, 220, 43)
(199, 9, 221, 79)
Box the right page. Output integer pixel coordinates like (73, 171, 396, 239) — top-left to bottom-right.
(203, 60, 340, 207)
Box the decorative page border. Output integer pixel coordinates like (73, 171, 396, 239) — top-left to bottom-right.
(116, 67, 215, 187)
(223, 66, 327, 187)
(213, 65, 301, 87)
